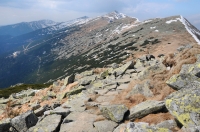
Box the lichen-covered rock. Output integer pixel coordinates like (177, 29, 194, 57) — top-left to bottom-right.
(129, 100, 165, 120)
(94, 120, 118, 132)
(100, 104, 128, 123)
(28, 114, 62, 132)
(11, 110, 38, 132)
(165, 87, 200, 127)
(123, 122, 172, 132)
(113, 61, 134, 77)
(138, 62, 166, 80)
(0, 118, 11, 132)
(100, 70, 109, 79)
(64, 74, 75, 86)
(79, 75, 97, 86)
(66, 86, 86, 97)
(166, 73, 200, 90)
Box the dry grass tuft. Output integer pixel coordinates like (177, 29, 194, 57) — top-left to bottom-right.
(135, 112, 174, 125)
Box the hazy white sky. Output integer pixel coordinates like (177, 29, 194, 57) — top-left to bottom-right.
(0, 0, 200, 29)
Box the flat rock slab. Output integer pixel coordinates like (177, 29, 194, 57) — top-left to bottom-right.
(62, 93, 89, 112)
(60, 121, 98, 132)
(129, 100, 165, 120)
(28, 114, 62, 132)
(116, 84, 129, 90)
(11, 110, 38, 132)
(100, 104, 128, 123)
(61, 108, 102, 132)
(94, 120, 118, 132)
(49, 107, 70, 117)
(113, 61, 134, 76)
(96, 95, 115, 103)
(165, 87, 200, 127)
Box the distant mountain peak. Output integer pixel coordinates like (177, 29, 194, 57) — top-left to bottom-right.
(103, 11, 127, 21)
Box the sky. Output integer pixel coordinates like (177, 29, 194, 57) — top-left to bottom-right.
(0, 0, 200, 29)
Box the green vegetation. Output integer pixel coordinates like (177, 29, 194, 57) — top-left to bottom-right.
(0, 83, 51, 98)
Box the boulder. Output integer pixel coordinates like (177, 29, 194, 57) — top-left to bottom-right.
(64, 74, 75, 86)
(166, 73, 200, 90)
(60, 111, 100, 132)
(11, 110, 38, 132)
(100, 104, 128, 123)
(0, 118, 11, 132)
(129, 100, 165, 120)
(28, 114, 62, 132)
(138, 62, 166, 80)
(156, 120, 177, 129)
(126, 80, 153, 98)
(80, 70, 94, 77)
(123, 122, 172, 132)
(48, 107, 70, 117)
(34, 105, 48, 117)
(66, 86, 86, 97)
(94, 120, 118, 132)
(111, 63, 119, 69)
(100, 70, 109, 79)
(113, 61, 134, 77)
(165, 87, 200, 127)
(79, 75, 97, 86)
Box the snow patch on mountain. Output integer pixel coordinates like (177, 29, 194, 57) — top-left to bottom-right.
(179, 16, 200, 44)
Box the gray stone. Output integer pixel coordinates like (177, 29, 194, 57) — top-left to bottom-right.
(113, 61, 134, 77)
(94, 120, 118, 132)
(100, 70, 109, 79)
(123, 122, 172, 132)
(166, 73, 200, 90)
(129, 100, 165, 120)
(79, 75, 97, 86)
(28, 114, 62, 132)
(60, 121, 98, 132)
(96, 95, 115, 103)
(64, 74, 75, 86)
(0, 118, 11, 132)
(165, 86, 200, 128)
(0, 98, 9, 104)
(113, 123, 126, 132)
(126, 80, 153, 98)
(34, 105, 48, 117)
(111, 63, 119, 69)
(49, 107, 70, 117)
(60, 111, 102, 132)
(116, 84, 129, 90)
(80, 70, 94, 77)
(100, 104, 128, 123)
(11, 110, 38, 132)
(156, 120, 177, 129)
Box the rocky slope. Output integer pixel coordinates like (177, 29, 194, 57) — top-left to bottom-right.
(0, 12, 200, 132)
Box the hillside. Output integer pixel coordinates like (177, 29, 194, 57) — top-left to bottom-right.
(0, 12, 200, 89)
(0, 12, 200, 131)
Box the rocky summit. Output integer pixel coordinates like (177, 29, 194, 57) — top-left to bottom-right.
(0, 11, 200, 132)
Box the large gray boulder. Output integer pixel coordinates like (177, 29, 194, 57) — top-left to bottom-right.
(165, 86, 200, 128)
(128, 100, 165, 120)
(11, 110, 38, 132)
(166, 73, 200, 90)
(100, 104, 128, 123)
(28, 114, 62, 132)
(94, 120, 118, 132)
